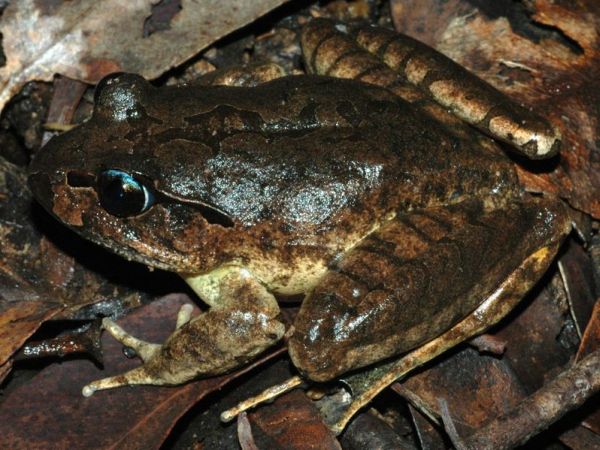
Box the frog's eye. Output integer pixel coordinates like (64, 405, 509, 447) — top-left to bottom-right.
(97, 169, 155, 218)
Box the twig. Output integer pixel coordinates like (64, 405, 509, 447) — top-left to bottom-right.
(237, 412, 259, 450)
(463, 348, 600, 450)
(438, 398, 467, 450)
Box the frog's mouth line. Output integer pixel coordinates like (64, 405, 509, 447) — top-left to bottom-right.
(77, 226, 186, 274)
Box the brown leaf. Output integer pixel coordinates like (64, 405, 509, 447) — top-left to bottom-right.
(578, 300, 600, 361)
(0, 0, 291, 114)
(249, 390, 341, 450)
(462, 348, 600, 450)
(575, 299, 600, 437)
(494, 271, 574, 392)
(394, 347, 526, 434)
(0, 292, 62, 366)
(0, 294, 282, 449)
(559, 238, 597, 339)
(408, 404, 447, 450)
(341, 410, 417, 449)
(391, 0, 600, 217)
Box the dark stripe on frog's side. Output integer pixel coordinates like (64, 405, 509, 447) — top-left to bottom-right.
(152, 103, 323, 152)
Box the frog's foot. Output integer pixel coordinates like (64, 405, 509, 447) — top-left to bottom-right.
(82, 307, 194, 397)
(97, 303, 194, 361)
(82, 365, 163, 397)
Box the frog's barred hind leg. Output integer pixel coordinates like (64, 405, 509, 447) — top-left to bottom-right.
(100, 317, 162, 362)
(330, 243, 561, 433)
(288, 197, 570, 384)
(301, 18, 561, 159)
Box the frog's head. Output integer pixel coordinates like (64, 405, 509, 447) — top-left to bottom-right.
(28, 73, 240, 273)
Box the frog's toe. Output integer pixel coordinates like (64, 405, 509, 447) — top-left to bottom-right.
(102, 318, 161, 362)
(175, 304, 194, 329)
(82, 365, 161, 397)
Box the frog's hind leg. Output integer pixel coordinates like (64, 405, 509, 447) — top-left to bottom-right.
(288, 196, 571, 383)
(301, 18, 561, 159)
(299, 18, 500, 155)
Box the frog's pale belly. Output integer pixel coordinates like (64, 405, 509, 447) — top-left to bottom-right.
(27, 18, 569, 402)
(209, 213, 393, 296)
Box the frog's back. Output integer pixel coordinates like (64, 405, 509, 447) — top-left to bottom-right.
(151, 76, 518, 227)
(33, 74, 518, 233)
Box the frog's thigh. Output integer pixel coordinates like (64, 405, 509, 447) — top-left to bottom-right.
(288, 198, 570, 382)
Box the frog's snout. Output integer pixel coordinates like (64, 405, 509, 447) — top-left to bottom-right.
(28, 172, 55, 212)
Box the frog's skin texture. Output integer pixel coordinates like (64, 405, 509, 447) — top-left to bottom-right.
(28, 19, 570, 393)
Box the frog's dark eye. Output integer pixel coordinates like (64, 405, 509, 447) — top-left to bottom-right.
(97, 169, 155, 218)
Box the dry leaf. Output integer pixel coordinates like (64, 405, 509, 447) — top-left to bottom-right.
(249, 390, 341, 450)
(0, 294, 284, 449)
(0, 0, 291, 113)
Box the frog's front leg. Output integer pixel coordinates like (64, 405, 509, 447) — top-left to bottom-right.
(82, 267, 285, 396)
(288, 197, 570, 382)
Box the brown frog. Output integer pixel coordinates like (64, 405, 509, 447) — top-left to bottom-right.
(28, 19, 570, 402)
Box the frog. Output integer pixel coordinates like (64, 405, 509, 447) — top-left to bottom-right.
(28, 18, 570, 403)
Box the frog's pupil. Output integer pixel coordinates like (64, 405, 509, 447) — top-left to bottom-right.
(98, 169, 154, 217)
